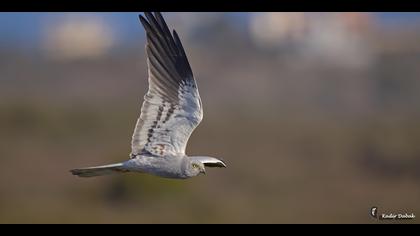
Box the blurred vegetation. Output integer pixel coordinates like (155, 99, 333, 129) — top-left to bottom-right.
(0, 13, 420, 223)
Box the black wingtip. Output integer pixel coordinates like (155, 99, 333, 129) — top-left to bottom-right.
(154, 12, 166, 24)
(172, 29, 182, 45)
(144, 12, 155, 22)
(138, 14, 154, 35)
(139, 12, 170, 27)
(138, 14, 147, 26)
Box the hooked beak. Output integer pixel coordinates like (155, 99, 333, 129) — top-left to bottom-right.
(200, 167, 206, 175)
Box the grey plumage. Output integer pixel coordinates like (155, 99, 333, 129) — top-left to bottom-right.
(70, 12, 226, 179)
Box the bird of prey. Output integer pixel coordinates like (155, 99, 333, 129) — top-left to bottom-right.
(70, 12, 226, 179)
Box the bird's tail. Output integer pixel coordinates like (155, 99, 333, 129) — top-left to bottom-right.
(70, 163, 129, 178)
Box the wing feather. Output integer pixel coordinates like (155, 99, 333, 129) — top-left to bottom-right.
(131, 12, 203, 158)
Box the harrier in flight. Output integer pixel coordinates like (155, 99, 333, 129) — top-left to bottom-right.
(71, 12, 226, 179)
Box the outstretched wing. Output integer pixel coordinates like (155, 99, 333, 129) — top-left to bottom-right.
(131, 12, 203, 158)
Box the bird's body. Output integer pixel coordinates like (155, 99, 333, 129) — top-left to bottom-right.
(70, 12, 226, 179)
(125, 155, 213, 179)
(126, 155, 186, 179)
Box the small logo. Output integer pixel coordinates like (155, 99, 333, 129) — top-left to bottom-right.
(370, 206, 378, 219)
(370, 206, 416, 221)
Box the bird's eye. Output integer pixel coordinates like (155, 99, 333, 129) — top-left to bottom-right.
(192, 163, 198, 168)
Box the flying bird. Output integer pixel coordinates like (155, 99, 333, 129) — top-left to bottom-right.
(70, 12, 226, 179)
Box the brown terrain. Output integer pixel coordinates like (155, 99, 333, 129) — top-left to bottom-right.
(0, 13, 419, 223)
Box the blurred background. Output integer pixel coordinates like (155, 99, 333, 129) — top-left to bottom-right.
(1, 12, 420, 223)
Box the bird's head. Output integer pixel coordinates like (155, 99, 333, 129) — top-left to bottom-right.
(182, 156, 226, 178)
(183, 159, 206, 177)
(191, 160, 206, 176)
